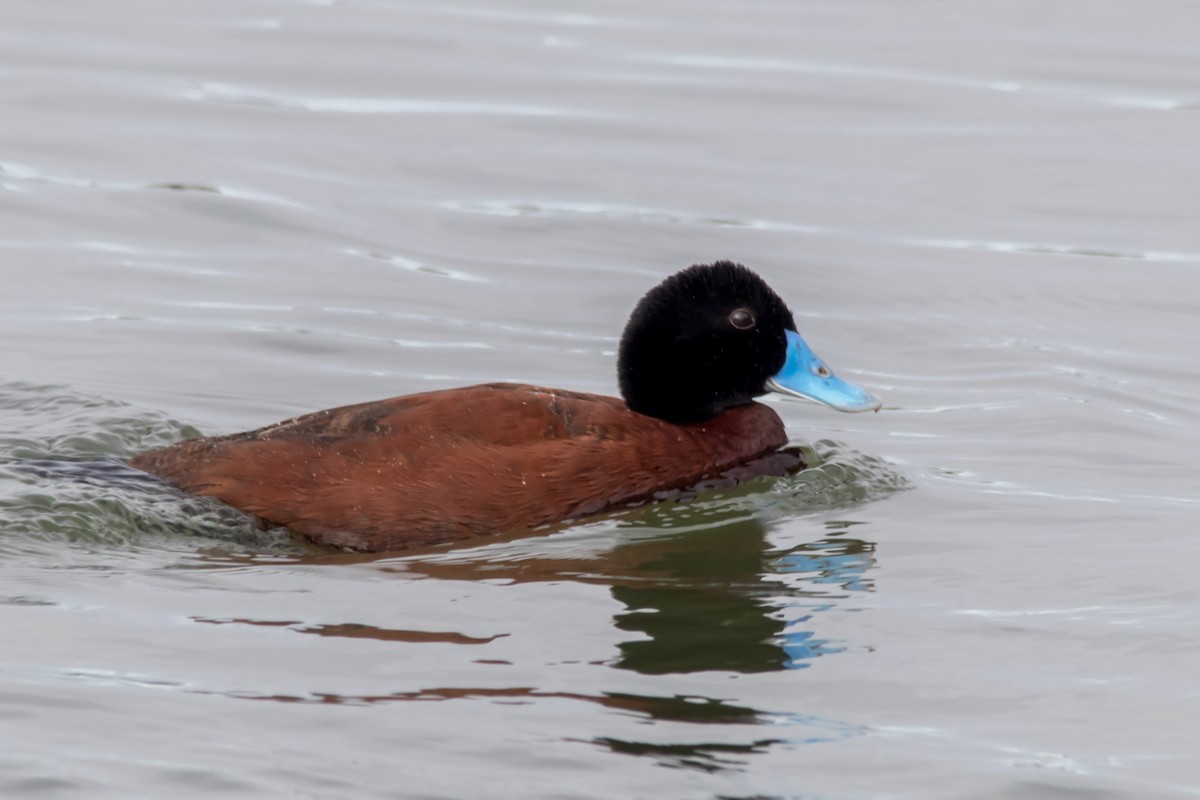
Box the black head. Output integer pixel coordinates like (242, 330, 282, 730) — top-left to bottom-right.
(617, 261, 797, 424)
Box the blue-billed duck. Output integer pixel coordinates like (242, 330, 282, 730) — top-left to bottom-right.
(130, 261, 880, 550)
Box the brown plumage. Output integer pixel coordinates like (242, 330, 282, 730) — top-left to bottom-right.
(130, 383, 788, 551)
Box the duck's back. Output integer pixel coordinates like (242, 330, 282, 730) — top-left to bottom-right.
(130, 383, 788, 550)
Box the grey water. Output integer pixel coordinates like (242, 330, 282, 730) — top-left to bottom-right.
(3, 1, 1199, 797)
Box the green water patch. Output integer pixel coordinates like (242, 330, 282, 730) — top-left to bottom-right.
(617, 439, 910, 536)
(0, 381, 285, 553)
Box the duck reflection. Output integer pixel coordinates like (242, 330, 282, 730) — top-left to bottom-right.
(399, 501, 876, 675)
(193, 502, 876, 770)
(197, 503, 876, 678)
(608, 511, 873, 674)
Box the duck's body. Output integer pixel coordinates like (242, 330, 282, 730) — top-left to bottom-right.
(131, 261, 880, 551)
(130, 383, 789, 550)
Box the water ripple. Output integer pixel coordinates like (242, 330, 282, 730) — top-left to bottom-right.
(634, 53, 1200, 112)
(442, 199, 1200, 265)
(640, 53, 1024, 94)
(343, 248, 490, 283)
(177, 81, 601, 117)
(0, 160, 304, 209)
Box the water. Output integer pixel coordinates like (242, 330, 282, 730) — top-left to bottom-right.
(3, 0, 1199, 797)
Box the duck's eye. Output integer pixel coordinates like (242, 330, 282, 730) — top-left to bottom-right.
(728, 308, 755, 330)
(814, 364, 831, 378)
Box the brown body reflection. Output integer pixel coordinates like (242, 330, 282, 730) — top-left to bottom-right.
(193, 617, 505, 645)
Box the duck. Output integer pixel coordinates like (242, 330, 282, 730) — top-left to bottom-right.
(130, 261, 880, 551)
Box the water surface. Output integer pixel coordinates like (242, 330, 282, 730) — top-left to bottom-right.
(3, 1, 1200, 798)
